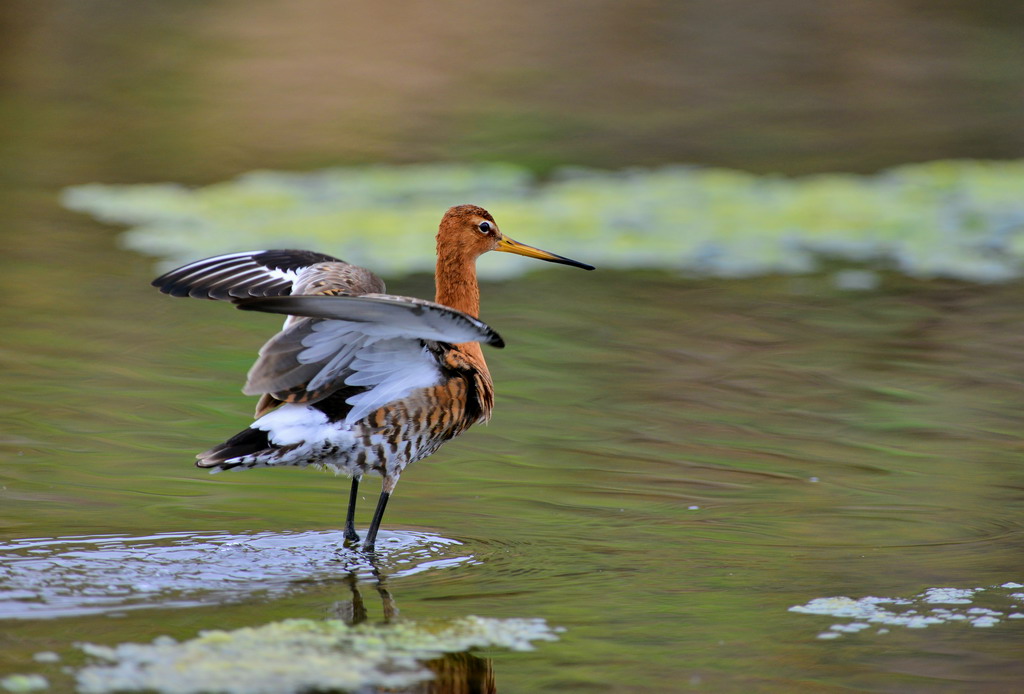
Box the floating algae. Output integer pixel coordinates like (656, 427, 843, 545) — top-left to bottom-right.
(0, 675, 48, 693)
(75, 616, 561, 694)
(62, 160, 1024, 283)
(790, 581, 1024, 640)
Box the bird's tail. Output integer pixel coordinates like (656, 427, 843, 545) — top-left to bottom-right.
(196, 426, 274, 471)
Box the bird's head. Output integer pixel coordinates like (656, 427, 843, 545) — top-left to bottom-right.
(437, 204, 595, 270)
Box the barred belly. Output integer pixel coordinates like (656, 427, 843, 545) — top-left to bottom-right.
(236, 379, 475, 480)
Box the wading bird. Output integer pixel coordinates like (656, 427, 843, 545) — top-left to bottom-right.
(153, 205, 593, 551)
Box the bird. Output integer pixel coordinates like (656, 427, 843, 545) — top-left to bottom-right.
(152, 204, 594, 551)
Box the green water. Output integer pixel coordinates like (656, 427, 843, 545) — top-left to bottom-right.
(3, 203, 1024, 689)
(3, 1, 1024, 691)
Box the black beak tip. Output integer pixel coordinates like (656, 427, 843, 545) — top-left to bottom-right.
(551, 255, 595, 271)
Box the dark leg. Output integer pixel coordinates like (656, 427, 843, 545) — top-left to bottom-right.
(343, 476, 361, 544)
(361, 490, 390, 552)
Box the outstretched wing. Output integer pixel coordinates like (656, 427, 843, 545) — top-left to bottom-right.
(236, 295, 504, 347)
(152, 249, 384, 300)
(236, 294, 503, 424)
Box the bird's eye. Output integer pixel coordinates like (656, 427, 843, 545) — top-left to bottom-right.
(477, 221, 492, 234)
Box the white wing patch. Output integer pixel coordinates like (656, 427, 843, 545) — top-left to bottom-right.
(294, 321, 442, 424)
(302, 327, 371, 390)
(342, 339, 441, 423)
(266, 266, 301, 283)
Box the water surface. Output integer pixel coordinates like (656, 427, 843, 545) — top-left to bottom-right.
(2, 221, 1023, 690)
(2, 1, 1024, 690)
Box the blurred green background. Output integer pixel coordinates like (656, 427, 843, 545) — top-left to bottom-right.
(3, 0, 1023, 188)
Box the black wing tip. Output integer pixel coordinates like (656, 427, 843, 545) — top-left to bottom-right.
(151, 277, 208, 299)
(234, 296, 280, 312)
(151, 274, 179, 293)
(490, 333, 506, 349)
(152, 278, 226, 300)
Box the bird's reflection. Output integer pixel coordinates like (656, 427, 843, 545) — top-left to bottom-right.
(329, 566, 496, 694)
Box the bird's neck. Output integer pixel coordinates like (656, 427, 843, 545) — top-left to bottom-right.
(435, 252, 480, 318)
(435, 251, 489, 374)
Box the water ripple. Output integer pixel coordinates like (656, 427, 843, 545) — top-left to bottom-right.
(0, 529, 476, 620)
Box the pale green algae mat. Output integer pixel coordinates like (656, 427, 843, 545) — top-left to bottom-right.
(790, 581, 1024, 640)
(74, 616, 559, 694)
(1, 616, 558, 693)
(63, 160, 1024, 284)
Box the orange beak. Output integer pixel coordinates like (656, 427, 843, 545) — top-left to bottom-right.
(495, 235, 595, 270)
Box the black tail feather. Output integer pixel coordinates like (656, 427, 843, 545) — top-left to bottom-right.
(196, 426, 270, 470)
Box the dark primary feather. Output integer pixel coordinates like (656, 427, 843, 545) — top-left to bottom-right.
(151, 249, 360, 300)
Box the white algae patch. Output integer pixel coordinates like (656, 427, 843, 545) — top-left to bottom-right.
(0, 530, 474, 619)
(0, 675, 48, 692)
(62, 160, 1024, 284)
(919, 587, 976, 604)
(75, 616, 561, 694)
(790, 581, 1024, 639)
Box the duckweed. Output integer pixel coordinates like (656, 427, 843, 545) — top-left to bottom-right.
(790, 581, 1024, 639)
(76, 616, 561, 693)
(62, 160, 1024, 283)
(0, 675, 48, 693)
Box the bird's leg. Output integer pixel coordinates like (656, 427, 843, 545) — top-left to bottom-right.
(344, 475, 361, 544)
(361, 490, 390, 552)
(362, 474, 399, 552)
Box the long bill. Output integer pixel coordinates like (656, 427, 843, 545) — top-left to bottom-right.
(495, 236, 595, 270)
